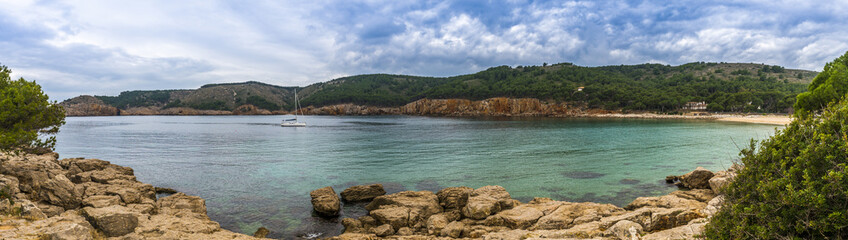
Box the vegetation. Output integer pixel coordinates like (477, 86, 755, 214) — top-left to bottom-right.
(0, 64, 65, 153)
(299, 74, 448, 107)
(704, 51, 848, 239)
(794, 51, 848, 116)
(97, 90, 181, 109)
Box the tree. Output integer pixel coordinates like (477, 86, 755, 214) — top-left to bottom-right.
(794, 51, 848, 116)
(0, 64, 65, 153)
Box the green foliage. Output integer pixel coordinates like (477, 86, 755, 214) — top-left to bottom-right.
(0, 65, 65, 153)
(795, 51, 848, 116)
(300, 74, 448, 107)
(189, 100, 227, 110)
(704, 97, 848, 239)
(731, 69, 752, 75)
(98, 90, 177, 108)
(244, 96, 280, 110)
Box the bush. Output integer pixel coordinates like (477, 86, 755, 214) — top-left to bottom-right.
(704, 96, 848, 238)
(795, 51, 848, 116)
(0, 65, 65, 153)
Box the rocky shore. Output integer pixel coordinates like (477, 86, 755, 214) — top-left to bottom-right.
(2, 150, 734, 239)
(0, 151, 265, 239)
(313, 167, 735, 240)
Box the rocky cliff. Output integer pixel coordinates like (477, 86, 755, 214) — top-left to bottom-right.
(0, 151, 266, 239)
(58, 95, 119, 116)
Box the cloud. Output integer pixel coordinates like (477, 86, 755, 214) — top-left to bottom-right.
(0, 0, 846, 101)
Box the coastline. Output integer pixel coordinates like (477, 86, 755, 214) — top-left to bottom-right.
(2, 151, 732, 239)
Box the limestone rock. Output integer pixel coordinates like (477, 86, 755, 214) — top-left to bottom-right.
(358, 215, 378, 229)
(396, 227, 413, 236)
(608, 220, 643, 240)
(642, 219, 707, 240)
(427, 213, 449, 235)
(158, 192, 207, 215)
(340, 184, 386, 202)
(703, 195, 725, 217)
(37, 174, 83, 209)
(485, 205, 544, 229)
(43, 221, 95, 240)
(709, 171, 735, 195)
(678, 167, 714, 189)
(35, 201, 65, 217)
(532, 202, 624, 230)
(436, 186, 473, 210)
(441, 221, 465, 238)
(0, 174, 19, 196)
(82, 205, 138, 237)
(370, 207, 410, 230)
(670, 189, 716, 202)
(83, 195, 122, 208)
(461, 186, 514, 220)
(310, 186, 341, 217)
(625, 194, 706, 210)
(365, 190, 442, 216)
(647, 208, 703, 231)
(373, 224, 394, 237)
(341, 218, 363, 233)
(18, 199, 48, 220)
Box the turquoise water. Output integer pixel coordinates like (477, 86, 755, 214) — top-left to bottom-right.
(55, 115, 780, 238)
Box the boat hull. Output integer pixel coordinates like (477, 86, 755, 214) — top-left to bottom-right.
(281, 122, 307, 127)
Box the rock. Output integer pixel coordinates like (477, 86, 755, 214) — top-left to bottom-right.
(709, 171, 735, 194)
(485, 205, 544, 229)
(44, 221, 95, 240)
(436, 186, 473, 210)
(704, 195, 725, 217)
(37, 174, 83, 209)
(310, 186, 341, 217)
(441, 221, 465, 238)
(365, 190, 442, 216)
(83, 195, 122, 208)
(157, 192, 207, 215)
(103, 181, 155, 204)
(642, 219, 707, 240)
(532, 202, 624, 230)
(396, 227, 413, 236)
(18, 199, 48, 220)
(340, 184, 386, 202)
(608, 220, 643, 240)
(0, 174, 20, 196)
(370, 206, 410, 230)
(648, 208, 703, 231)
(341, 218, 363, 233)
(373, 224, 394, 237)
(82, 205, 138, 237)
(625, 194, 706, 210)
(665, 175, 678, 183)
(35, 201, 65, 217)
(678, 167, 715, 189)
(155, 187, 178, 194)
(427, 213, 449, 235)
(253, 227, 269, 238)
(358, 215, 378, 229)
(670, 189, 716, 202)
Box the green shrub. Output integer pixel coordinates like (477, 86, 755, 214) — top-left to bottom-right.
(795, 51, 848, 116)
(0, 64, 65, 153)
(704, 96, 848, 239)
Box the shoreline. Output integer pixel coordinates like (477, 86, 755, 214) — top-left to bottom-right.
(2, 151, 732, 239)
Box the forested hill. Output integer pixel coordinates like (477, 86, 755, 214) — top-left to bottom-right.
(63, 62, 817, 113)
(298, 62, 815, 112)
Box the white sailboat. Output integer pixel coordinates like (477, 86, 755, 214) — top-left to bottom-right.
(281, 89, 306, 127)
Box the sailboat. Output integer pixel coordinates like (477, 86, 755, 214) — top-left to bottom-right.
(281, 89, 307, 127)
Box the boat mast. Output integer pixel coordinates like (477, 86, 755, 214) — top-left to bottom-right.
(294, 89, 298, 121)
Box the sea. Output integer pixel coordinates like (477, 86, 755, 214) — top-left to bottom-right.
(55, 115, 781, 239)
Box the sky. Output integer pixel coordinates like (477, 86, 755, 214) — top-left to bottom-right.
(1, 0, 847, 101)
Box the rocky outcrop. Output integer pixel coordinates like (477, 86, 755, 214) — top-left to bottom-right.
(340, 184, 386, 202)
(59, 95, 119, 116)
(311, 186, 341, 217)
(676, 167, 715, 189)
(0, 151, 264, 240)
(400, 98, 580, 117)
(330, 166, 734, 240)
(233, 104, 272, 115)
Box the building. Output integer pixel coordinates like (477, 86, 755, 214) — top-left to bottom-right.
(683, 101, 707, 110)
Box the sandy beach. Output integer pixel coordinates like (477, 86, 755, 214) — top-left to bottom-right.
(715, 114, 792, 125)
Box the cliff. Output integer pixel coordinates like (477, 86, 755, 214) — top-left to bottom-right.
(0, 151, 266, 239)
(58, 95, 119, 116)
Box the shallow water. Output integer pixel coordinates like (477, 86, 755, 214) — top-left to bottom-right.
(55, 115, 780, 238)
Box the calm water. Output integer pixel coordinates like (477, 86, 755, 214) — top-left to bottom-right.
(55, 115, 779, 238)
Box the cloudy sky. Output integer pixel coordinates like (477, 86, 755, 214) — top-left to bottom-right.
(2, 0, 847, 101)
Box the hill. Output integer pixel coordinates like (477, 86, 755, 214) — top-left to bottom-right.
(60, 62, 817, 115)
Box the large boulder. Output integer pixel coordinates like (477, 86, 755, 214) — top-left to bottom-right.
(366, 191, 442, 229)
(461, 186, 514, 220)
(484, 205, 544, 229)
(38, 174, 83, 209)
(310, 186, 340, 217)
(678, 167, 715, 189)
(436, 186, 473, 210)
(608, 220, 643, 240)
(441, 221, 466, 238)
(340, 184, 386, 202)
(373, 224, 394, 237)
(532, 202, 624, 230)
(709, 171, 736, 194)
(82, 205, 139, 237)
(158, 192, 207, 215)
(83, 195, 122, 208)
(703, 195, 725, 217)
(670, 189, 716, 202)
(642, 219, 707, 240)
(370, 207, 411, 230)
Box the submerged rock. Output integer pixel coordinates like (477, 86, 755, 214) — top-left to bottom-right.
(311, 186, 341, 217)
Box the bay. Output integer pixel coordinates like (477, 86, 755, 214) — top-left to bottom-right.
(55, 115, 780, 238)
